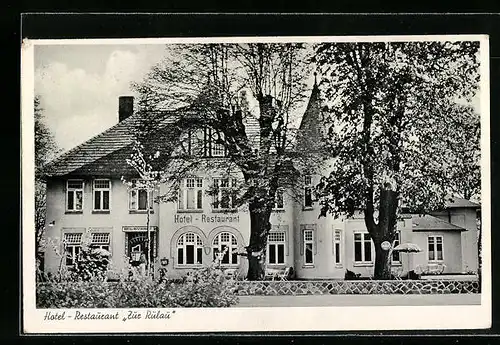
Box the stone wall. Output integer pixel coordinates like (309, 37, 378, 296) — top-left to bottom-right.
(236, 279, 479, 295)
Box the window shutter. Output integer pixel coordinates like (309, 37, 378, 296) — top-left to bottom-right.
(332, 228, 336, 255)
(299, 225, 305, 255)
(313, 225, 318, 255)
(284, 225, 289, 256)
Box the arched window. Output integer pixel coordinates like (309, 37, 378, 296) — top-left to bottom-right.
(177, 233, 203, 265)
(212, 232, 238, 265)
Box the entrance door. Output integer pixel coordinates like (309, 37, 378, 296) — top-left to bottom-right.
(126, 232, 156, 267)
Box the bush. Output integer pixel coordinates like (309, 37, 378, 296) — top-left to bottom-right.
(36, 265, 239, 308)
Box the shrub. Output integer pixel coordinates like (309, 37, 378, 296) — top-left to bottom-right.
(36, 265, 239, 308)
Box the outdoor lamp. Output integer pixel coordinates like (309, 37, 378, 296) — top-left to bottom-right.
(48, 221, 55, 227)
(160, 257, 169, 266)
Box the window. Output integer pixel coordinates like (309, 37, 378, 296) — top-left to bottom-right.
(428, 236, 443, 262)
(178, 178, 203, 210)
(128, 180, 153, 211)
(204, 127, 226, 157)
(304, 230, 314, 265)
(273, 189, 284, 210)
(93, 179, 110, 211)
(207, 128, 226, 157)
(304, 175, 313, 208)
(64, 233, 82, 266)
(354, 232, 373, 264)
(333, 229, 342, 266)
(66, 180, 83, 211)
(267, 232, 285, 265)
(212, 232, 238, 265)
(177, 233, 203, 265)
(392, 231, 401, 263)
(90, 232, 110, 251)
(213, 178, 237, 210)
(185, 128, 205, 156)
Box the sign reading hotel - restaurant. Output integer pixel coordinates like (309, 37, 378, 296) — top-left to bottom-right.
(174, 214, 240, 224)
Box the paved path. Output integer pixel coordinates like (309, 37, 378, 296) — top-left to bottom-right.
(234, 293, 481, 307)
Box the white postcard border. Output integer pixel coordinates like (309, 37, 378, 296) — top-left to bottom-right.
(21, 34, 491, 333)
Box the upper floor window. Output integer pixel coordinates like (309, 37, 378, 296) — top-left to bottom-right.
(93, 179, 110, 211)
(213, 178, 237, 210)
(273, 188, 284, 210)
(267, 231, 286, 265)
(178, 177, 203, 211)
(64, 232, 83, 266)
(354, 232, 373, 264)
(428, 236, 443, 262)
(66, 180, 84, 212)
(212, 232, 238, 266)
(177, 232, 203, 265)
(304, 175, 313, 208)
(184, 128, 205, 156)
(128, 180, 153, 212)
(204, 127, 226, 157)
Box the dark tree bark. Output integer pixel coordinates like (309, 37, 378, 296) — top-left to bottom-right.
(371, 187, 398, 279)
(246, 199, 272, 280)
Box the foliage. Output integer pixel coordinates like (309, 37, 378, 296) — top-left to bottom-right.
(69, 247, 111, 282)
(130, 43, 319, 280)
(36, 265, 239, 308)
(37, 238, 238, 308)
(34, 95, 59, 263)
(313, 41, 480, 279)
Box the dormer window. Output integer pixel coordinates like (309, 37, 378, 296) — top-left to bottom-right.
(204, 128, 226, 157)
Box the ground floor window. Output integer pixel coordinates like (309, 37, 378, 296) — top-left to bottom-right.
(213, 232, 238, 265)
(333, 229, 342, 266)
(428, 236, 443, 262)
(304, 229, 314, 265)
(177, 232, 203, 265)
(64, 233, 83, 266)
(90, 232, 110, 252)
(354, 232, 373, 264)
(267, 231, 285, 265)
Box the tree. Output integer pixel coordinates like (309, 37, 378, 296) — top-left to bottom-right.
(313, 41, 480, 279)
(122, 141, 163, 277)
(130, 43, 319, 280)
(34, 95, 59, 265)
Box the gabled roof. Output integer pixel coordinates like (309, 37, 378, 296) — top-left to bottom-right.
(40, 111, 178, 178)
(411, 214, 466, 231)
(444, 196, 481, 209)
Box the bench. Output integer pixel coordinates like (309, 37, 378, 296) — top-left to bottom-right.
(264, 267, 293, 281)
(415, 263, 446, 275)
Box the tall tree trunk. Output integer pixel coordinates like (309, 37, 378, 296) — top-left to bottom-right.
(372, 186, 399, 280)
(146, 199, 151, 277)
(246, 200, 271, 281)
(373, 242, 392, 280)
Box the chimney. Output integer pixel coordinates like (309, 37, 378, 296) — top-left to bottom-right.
(118, 96, 134, 122)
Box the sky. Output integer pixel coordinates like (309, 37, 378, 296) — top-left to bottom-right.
(34, 43, 315, 154)
(34, 44, 168, 152)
